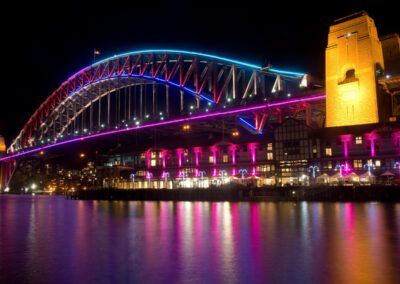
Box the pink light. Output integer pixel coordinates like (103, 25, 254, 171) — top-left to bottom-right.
(194, 168, 199, 177)
(176, 148, 184, 167)
(1, 94, 325, 162)
(145, 149, 151, 169)
(365, 133, 378, 157)
(231, 167, 237, 176)
(229, 144, 237, 165)
(161, 150, 168, 168)
(340, 135, 352, 158)
(193, 147, 202, 167)
(342, 161, 352, 176)
(370, 139, 375, 157)
(251, 166, 256, 176)
(212, 168, 217, 176)
(248, 143, 257, 163)
(146, 171, 153, 180)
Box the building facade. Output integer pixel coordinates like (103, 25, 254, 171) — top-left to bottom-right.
(101, 119, 400, 189)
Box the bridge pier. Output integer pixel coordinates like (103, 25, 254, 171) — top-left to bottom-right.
(0, 160, 15, 191)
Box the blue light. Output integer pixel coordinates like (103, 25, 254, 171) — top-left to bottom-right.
(67, 73, 214, 104)
(93, 49, 262, 70)
(239, 117, 262, 134)
(268, 68, 304, 77)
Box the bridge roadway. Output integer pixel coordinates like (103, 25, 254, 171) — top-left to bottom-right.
(0, 93, 324, 162)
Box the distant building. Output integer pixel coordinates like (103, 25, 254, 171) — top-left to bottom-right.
(381, 33, 400, 75)
(0, 136, 5, 157)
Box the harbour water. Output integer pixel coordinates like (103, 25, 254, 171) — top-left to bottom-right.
(1, 195, 399, 283)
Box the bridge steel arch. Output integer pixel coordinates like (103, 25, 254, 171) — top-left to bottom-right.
(8, 49, 309, 155)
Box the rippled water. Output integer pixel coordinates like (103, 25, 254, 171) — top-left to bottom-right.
(1, 195, 400, 283)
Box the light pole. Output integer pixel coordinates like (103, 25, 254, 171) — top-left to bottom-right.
(394, 162, 400, 175)
(219, 170, 227, 184)
(146, 172, 153, 188)
(163, 171, 170, 182)
(199, 171, 206, 188)
(364, 163, 376, 176)
(309, 165, 319, 178)
(239, 169, 248, 180)
(335, 164, 345, 177)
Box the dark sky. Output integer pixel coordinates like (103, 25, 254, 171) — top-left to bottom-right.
(0, 0, 398, 143)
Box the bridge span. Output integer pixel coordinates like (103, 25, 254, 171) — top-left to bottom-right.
(0, 49, 325, 188)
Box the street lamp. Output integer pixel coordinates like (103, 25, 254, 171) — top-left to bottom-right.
(364, 163, 376, 176)
(309, 165, 319, 178)
(163, 171, 170, 182)
(239, 169, 248, 180)
(335, 164, 345, 177)
(394, 162, 400, 175)
(219, 170, 227, 184)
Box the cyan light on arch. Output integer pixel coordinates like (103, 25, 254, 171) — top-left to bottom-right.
(67, 48, 305, 87)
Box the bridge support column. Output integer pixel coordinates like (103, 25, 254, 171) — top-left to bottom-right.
(1, 160, 15, 191)
(180, 89, 183, 113)
(166, 85, 170, 117)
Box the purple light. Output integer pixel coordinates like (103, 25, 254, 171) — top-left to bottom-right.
(1, 94, 325, 162)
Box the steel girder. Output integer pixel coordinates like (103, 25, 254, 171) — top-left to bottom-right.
(9, 50, 308, 153)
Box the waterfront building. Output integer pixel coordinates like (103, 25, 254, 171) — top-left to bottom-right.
(100, 11, 400, 189)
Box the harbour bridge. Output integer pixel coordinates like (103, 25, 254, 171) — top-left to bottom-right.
(0, 49, 325, 189)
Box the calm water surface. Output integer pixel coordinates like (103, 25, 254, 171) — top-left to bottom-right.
(1, 195, 400, 284)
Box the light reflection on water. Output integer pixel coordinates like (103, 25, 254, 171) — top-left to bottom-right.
(1, 195, 400, 284)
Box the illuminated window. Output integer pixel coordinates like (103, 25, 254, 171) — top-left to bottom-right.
(312, 146, 317, 154)
(159, 152, 163, 158)
(223, 155, 229, 163)
(375, 160, 381, 167)
(232, 131, 239, 137)
(353, 159, 362, 168)
(325, 147, 332, 156)
(267, 143, 273, 151)
(209, 156, 214, 164)
(355, 136, 362, 144)
(150, 160, 156, 167)
(367, 159, 373, 166)
(151, 152, 157, 158)
(140, 153, 145, 159)
(267, 152, 273, 160)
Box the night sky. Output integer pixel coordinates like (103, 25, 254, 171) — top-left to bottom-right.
(0, 0, 398, 144)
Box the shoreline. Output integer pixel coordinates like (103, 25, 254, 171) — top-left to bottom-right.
(71, 186, 400, 202)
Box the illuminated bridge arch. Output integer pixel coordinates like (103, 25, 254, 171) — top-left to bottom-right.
(8, 49, 315, 156)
